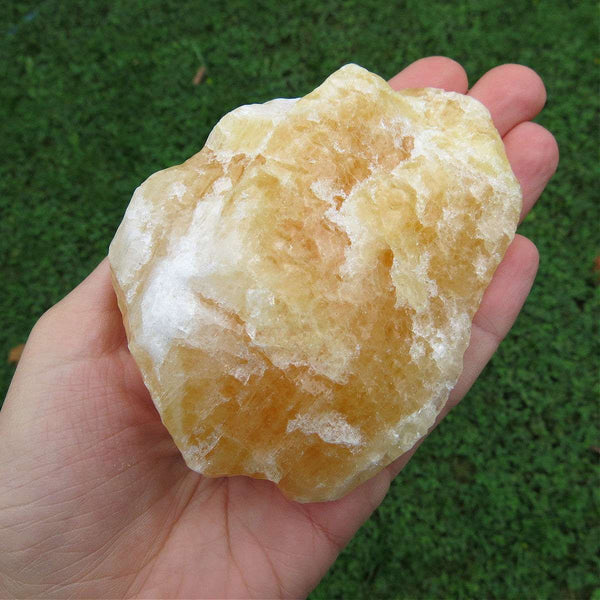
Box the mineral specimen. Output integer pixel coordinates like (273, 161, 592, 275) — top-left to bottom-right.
(109, 64, 521, 502)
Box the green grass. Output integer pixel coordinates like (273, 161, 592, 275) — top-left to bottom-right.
(1, 1, 598, 598)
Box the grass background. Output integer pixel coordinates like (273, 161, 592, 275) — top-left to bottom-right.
(1, 1, 598, 598)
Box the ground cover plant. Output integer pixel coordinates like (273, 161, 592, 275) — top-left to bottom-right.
(1, 1, 598, 597)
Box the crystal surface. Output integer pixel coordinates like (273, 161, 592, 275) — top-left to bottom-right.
(109, 64, 521, 502)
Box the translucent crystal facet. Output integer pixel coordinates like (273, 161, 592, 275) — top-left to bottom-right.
(109, 64, 521, 502)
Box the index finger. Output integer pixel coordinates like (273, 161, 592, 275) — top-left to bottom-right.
(388, 56, 468, 93)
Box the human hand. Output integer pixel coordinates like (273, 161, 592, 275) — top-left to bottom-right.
(0, 56, 558, 599)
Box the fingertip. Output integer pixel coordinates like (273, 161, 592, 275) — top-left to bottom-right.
(534, 124, 560, 179)
(493, 63, 547, 107)
(503, 121, 559, 222)
(469, 64, 547, 135)
(473, 234, 539, 342)
(417, 55, 469, 90)
(513, 234, 540, 279)
(389, 56, 468, 93)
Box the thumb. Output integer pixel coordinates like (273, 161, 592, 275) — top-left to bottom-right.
(28, 258, 125, 367)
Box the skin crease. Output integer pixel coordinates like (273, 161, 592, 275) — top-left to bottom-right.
(0, 57, 558, 599)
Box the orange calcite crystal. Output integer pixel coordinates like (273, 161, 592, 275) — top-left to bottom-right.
(109, 64, 521, 502)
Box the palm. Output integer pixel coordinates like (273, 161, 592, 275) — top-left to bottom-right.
(0, 57, 557, 599)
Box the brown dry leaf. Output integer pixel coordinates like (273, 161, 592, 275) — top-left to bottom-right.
(192, 65, 206, 86)
(8, 343, 25, 364)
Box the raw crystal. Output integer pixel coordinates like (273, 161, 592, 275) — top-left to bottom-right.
(109, 64, 521, 502)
